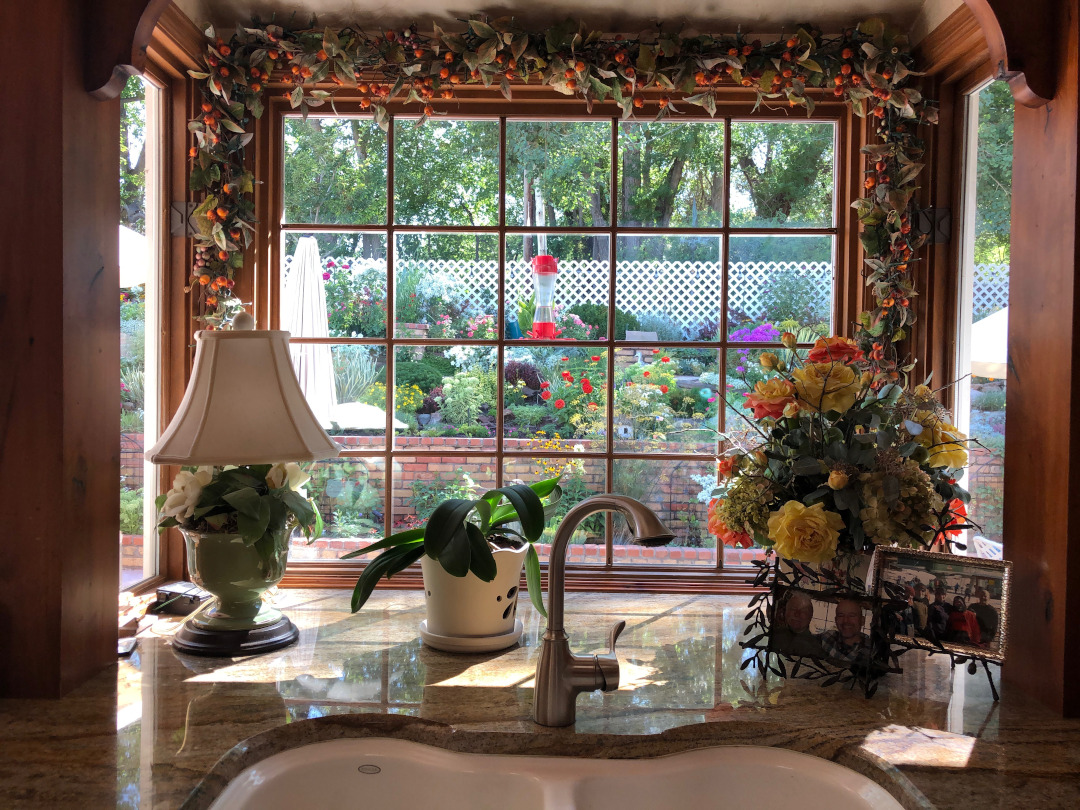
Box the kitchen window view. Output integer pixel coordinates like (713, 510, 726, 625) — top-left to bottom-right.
(279, 114, 838, 572)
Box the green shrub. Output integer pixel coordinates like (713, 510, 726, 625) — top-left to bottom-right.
(566, 303, 641, 339)
(420, 350, 456, 378)
(409, 468, 479, 522)
(636, 313, 684, 342)
(507, 404, 549, 432)
(120, 409, 144, 432)
(120, 488, 143, 534)
(438, 375, 485, 425)
(121, 366, 145, 410)
(334, 346, 381, 402)
(972, 389, 1007, 412)
(395, 361, 444, 393)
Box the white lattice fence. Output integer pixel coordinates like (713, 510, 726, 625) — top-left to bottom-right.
(285, 254, 1009, 330)
(973, 263, 1009, 320)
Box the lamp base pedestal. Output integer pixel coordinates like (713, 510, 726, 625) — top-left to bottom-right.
(171, 616, 299, 656)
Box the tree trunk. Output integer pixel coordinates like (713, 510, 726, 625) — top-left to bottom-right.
(621, 130, 641, 225)
(349, 119, 367, 162)
(589, 189, 607, 227)
(657, 158, 685, 226)
(523, 173, 534, 262)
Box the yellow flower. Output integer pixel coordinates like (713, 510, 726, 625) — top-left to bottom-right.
(792, 362, 859, 414)
(911, 410, 968, 469)
(781, 332, 798, 349)
(767, 501, 845, 563)
(828, 470, 849, 490)
(759, 352, 779, 369)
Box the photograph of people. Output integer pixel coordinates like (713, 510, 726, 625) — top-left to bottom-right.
(910, 582, 929, 632)
(946, 596, 981, 645)
(770, 591, 827, 659)
(927, 588, 951, 640)
(817, 598, 870, 666)
(970, 588, 1000, 646)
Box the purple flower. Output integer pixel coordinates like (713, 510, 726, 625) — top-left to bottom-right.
(736, 365, 746, 373)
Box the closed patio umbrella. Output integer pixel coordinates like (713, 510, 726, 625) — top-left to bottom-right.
(282, 236, 338, 426)
(969, 307, 1008, 379)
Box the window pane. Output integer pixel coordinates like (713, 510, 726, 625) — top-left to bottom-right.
(727, 235, 833, 340)
(283, 232, 387, 338)
(616, 235, 723, 341)
(501, 346, 607, 452)
(958, 81, 1013, 552)
(394, 345, 497, 451)
(392, 457, 497, 530)
(612, 458, 717, 567)
(120, 74, 160, 589)
(618, 121, 725, 227)
(394, 118, 498, 225)
(394, 232, 498, 338)
(503, 456, 607, 564)
(321, 345, 387, 446)
(505, 234, 608, 340)
(728, 121, 835, 228)
(723, 348, 771, 446)
(613, 348, 719, 453)
(283, 117, 387, 224)
(506, 120, 611, 227)
(290, 458, 386, 561)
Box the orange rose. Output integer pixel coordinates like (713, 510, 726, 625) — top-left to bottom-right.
(708, 499, 755, 549)
(807, 336, 864, 365)
(743, 378, 797, 420)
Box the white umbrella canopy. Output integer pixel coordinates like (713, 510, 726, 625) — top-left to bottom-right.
(282, 237, 338, 426)
(119, 225, 147, 288)
(969, 307, 1008, 379)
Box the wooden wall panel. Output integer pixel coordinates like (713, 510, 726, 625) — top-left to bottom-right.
(0, 0, 122, 696)
(1000, 0, 1080, 716)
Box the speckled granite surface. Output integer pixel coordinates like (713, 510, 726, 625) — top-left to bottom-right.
(2, 590, 1079, 809)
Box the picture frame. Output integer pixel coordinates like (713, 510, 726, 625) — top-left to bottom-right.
(870, 547, 1011, 663)
(743, 556, 900, 696)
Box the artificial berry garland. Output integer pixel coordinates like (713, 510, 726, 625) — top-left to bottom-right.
(186, 15, 936, 381)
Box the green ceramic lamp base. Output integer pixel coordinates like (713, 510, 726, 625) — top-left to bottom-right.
(172, 615, 299, 656)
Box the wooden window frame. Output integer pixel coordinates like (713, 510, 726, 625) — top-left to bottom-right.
(250, 89, 862, 595)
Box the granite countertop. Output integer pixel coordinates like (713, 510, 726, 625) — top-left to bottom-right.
(2, 589, 1080, 809)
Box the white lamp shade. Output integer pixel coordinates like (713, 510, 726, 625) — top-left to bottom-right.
(146, 329, 339, 465)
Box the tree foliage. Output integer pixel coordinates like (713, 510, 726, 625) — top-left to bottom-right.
(120, 75, 146, 234)
(974, 81, 1013, 264)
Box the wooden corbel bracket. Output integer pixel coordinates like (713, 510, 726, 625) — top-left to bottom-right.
(84, 0, 173, 100)
(965, 0, 1058, 107)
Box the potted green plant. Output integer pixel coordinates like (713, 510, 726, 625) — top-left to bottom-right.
(345, 477, 561, 652)
(155, 463, 323, 654)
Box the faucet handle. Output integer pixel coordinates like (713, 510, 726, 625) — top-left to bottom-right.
(596, 620, 626, 692)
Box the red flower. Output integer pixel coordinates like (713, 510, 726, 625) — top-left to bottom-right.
(944, 498, 968, 537)
(540, 381, 550, 389)
(582, 380, 594, 394)
(652, 349, 660, 354)
(560, 356, 569, 362)
(541, 390, 552, 401)
(561, 371, 574, 383)
(591, 355, 600, 362)
(660, 385, 669, 393)
(554, 399, 566, 409)
(661, 356, 670, 363)
(643, 371, 650, 377)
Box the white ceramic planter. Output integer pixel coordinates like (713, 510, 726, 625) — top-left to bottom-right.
(419, 545, 528, 652)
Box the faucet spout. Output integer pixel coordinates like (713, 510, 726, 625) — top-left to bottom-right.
(532, 495, 673, 727)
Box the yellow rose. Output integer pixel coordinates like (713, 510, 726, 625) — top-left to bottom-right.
(759, 351, 779, 369)
(767, 501, 846, 563)
(911, 411, 968, 469)
(828, 470, 849, 490)
(792, 362, 859, 414)
(781, 332, 798, 349)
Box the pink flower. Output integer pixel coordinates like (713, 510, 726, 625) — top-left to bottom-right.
(322, 272, 331, 281)
(326, 259, 336, 267)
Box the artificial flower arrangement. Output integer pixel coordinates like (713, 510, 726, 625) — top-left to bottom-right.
(156, 462, 324, 553)
(708, 333, 970, 564)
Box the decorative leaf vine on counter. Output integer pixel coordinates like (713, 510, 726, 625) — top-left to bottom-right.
(186, 15, 936, 380)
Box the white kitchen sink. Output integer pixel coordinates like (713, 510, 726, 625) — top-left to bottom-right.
(209, 737, 904, 810)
